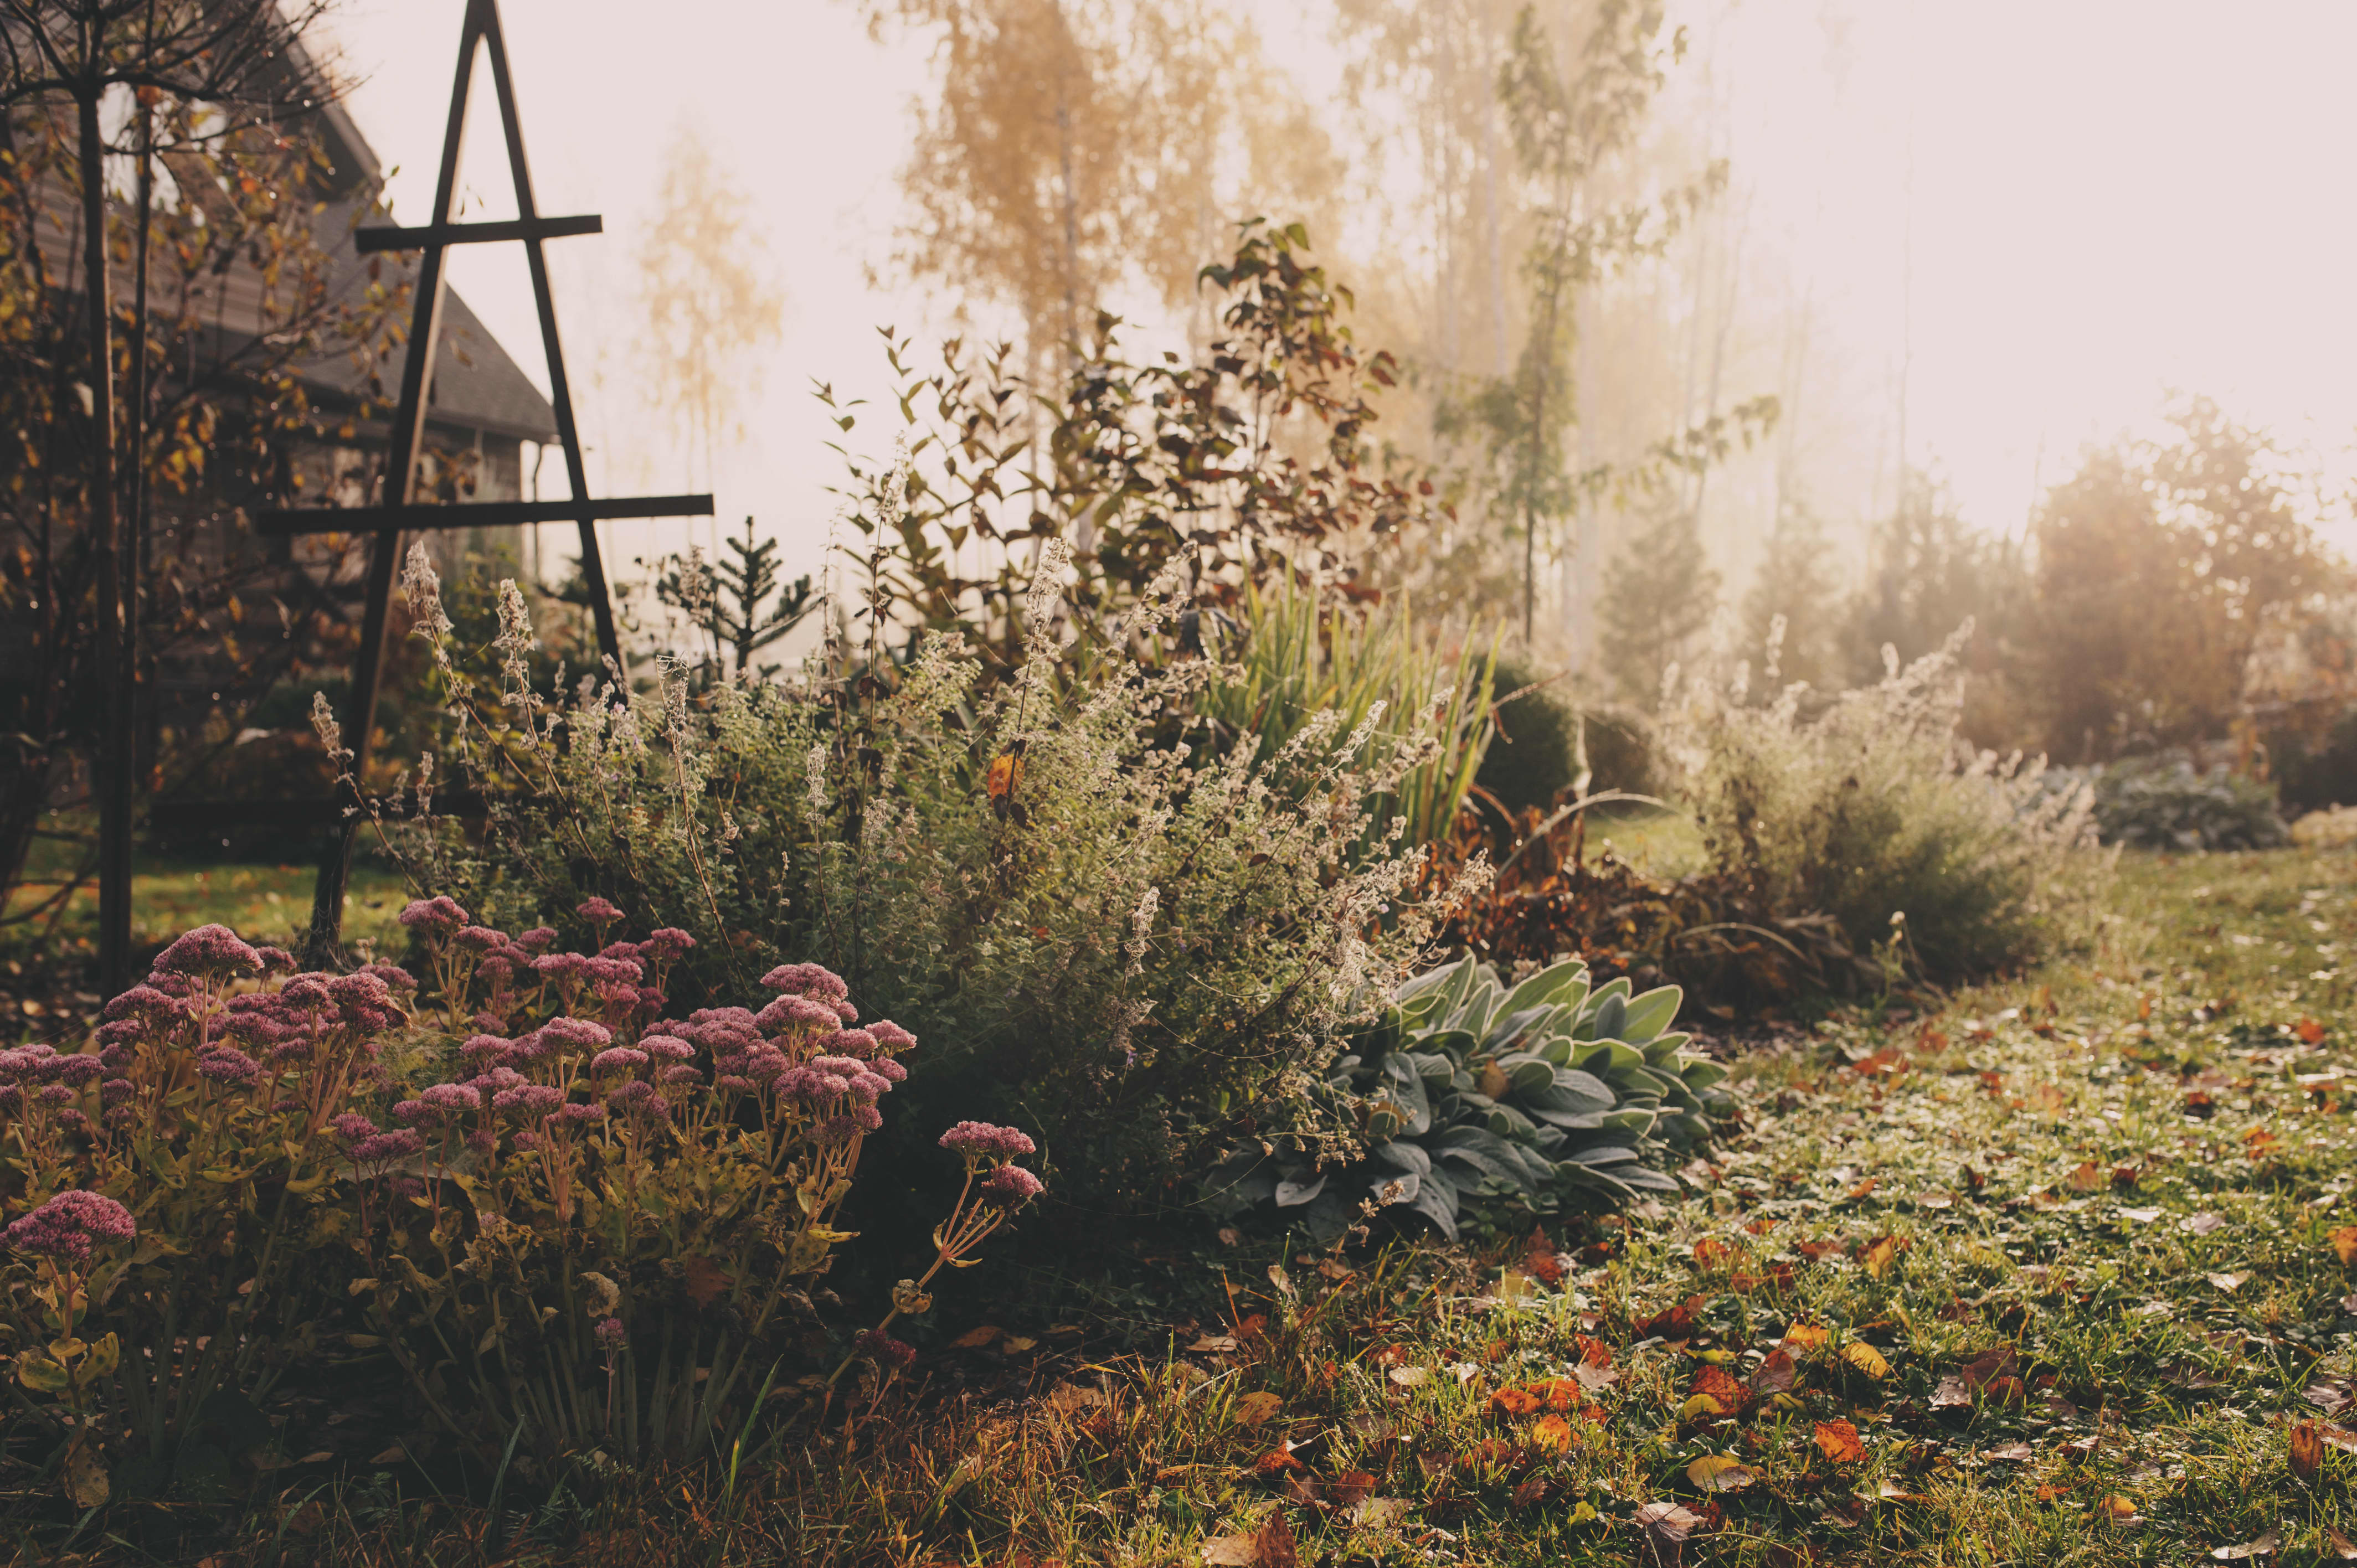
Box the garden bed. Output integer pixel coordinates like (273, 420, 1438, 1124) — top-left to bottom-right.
(4, 846, 2354, 1564)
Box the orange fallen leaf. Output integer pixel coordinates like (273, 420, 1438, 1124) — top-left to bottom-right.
(1861, 1235, 1902, 1279)
(1530, 1413, 1574, 1452)
(1490, 1386, 1543, 1418)
(2330, 1227, 2357, 1267)
(2292, 1421, 2324, 1482)
(2066, 1162, 2106, 1193)
(1814, 1419, 1866, 1463)
(2299, 1017, 2328, 1045)
(950, 1324, 1003, 1349)
(1782, 1324, 1831, 1351)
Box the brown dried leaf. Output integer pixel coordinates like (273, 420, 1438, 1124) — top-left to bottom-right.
(951, 1324, 1003, 1349)
(681, 1254, 730, 1309)
(2210, 1533, 2281, 1561)
(1232, 1391, 1283, 1426)
(1750, 1349, 1798, 1394)
(2292, 1421, 2324, 1482)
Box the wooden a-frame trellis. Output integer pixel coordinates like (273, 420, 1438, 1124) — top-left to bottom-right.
(251, 0, 712, 957)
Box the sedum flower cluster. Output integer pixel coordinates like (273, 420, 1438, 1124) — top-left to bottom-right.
(0, 908, 1039, 1475)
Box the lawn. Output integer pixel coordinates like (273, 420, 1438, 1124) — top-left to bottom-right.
(757, 845, 2357, 1567)
(20, 845, 2357, 1566)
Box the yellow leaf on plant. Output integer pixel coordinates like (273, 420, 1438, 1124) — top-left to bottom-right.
(986, 754, 1023, 800)
(1840, 1342, 1891, 1380)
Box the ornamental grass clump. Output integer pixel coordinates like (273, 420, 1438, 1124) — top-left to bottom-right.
(0, 910, 1040, 1498)
(1658, 623, 2104, 981)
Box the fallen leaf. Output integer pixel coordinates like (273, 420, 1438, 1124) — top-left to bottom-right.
(1044, 1381, 1108, 1415)
(1677, 1394, 1727, 1421)
(1190, 1335, 1240, 1354)
(2099, 1494, 2142, 1523)
(1692, 1365, 1748, 1409)
(2291, 1422, 2323, 1482)
(1840, 1342, 1891, 1380)
(2206, 1272, 2249, 1294)
(1252, 1443, 1307, 1477)
(1002, 1335, 1039, 1353)
(1962, 1346, 2021, 1391)
(1509, 1474, 1550, 1508)
(2326, 1525, 2357, 1561)
(1861, 1235, 1902, 1279)
(951, 1324, 1003, 1349)
(1781, 1324, 1831, 1351)
(1749, 1349, 1797, 1394)
(1494, 1267, 1540, 1305)
(2211, 1533, 2281, 1561)
(1633, 1500, 1702, 1551)
(2300, 1017, 2328, 1045)
(1930, 1374, 1972, 1410)
(1350, 1497, 1410, 1529)
(1531, 1414, 1574, 1452)
(1876, 1479, 1919, 1502)
(369, 1445, 406, 1464)
(1687, 1454, 1756, 1492)
(1524, 1228, 1567, 1284)
(1573, 1362, 1619, 1393)
(2183, 1212, 2227, 1236)
(2118, 1207, 2163, 1224)
(1845, 1177, 1880, 1203)
(1201, 1536, 1257, 1566)
(2318, 1425, 2357, 1454)
(1814, 1420, 1866, 1463)
(2066, 1162, 2106, 1193)
(1232, 1391, 1283, 1426)
(1987, 1441, 2035, 1462)
(1387, 1365, 1428, 1388)
(2332, 1227, 2357, 1266)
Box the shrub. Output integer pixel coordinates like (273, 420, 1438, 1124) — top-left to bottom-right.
(1206, 954, 1730, 1242)
(1659, 628, 2102, 981)
(0, 912, 1038, 1495)
(2269, 706, 2357, 816)
(404, 559, 1471, 1209)
(2082, 758, 2288, 850)
(1473, 661, 1581, 815)
(1422, 804, 1876, 1017)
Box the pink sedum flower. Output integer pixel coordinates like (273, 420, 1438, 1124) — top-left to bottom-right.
(5, 1191, 136, 1260)
(152, 924, 263, 978)
(397, 896, 470, 936)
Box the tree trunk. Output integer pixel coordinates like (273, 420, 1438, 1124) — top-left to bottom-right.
(78, 87, 131, 993)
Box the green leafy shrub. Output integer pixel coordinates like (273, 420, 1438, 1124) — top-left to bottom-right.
(408, 559, 1466, 1209)
(1660, 628, 2102, 981)
(2082, 758, 2288, 850)
(1473, 661, 1581, 814)
(2268, 706, 2357, 815)
(1205, 954, 1730, 1242)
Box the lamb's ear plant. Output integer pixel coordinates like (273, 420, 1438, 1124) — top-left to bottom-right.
(1205, 953, 1729, 1242)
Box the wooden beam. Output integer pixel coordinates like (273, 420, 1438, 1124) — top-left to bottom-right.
(355, 214, 601, 252)
(258, 494, 716, 537)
